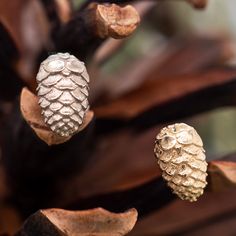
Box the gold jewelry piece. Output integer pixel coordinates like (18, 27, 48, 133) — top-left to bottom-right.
(36, 53, 89, 137)
(154, 123, 208, 202)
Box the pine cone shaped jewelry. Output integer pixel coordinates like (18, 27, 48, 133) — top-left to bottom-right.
(154, 123, 208, 202)
(36, 53, 89, 137)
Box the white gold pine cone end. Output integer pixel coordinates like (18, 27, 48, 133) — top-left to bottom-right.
(36, 52, 90, 137)
(154, 123, 208, 202)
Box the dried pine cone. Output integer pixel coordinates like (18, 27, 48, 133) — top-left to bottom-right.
(36, 53, 89, 137)
(154, 123, 208, 202)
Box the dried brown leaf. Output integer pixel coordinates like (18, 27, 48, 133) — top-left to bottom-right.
(16, 208, 138, 236)
(66, 160, 236, 222)
(94, 67, 236, 120)
(208, 161, 236, 192)
(92, 37, 233, 106)
(68, 128, 159, 198)
(20, 87, 94, 145)
(129, 188, 236, 236)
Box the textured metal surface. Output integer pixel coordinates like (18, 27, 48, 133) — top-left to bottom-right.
(154, 123, 208, 202)
(36, 53, 89, 137)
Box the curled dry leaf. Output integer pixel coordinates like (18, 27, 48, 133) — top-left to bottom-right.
(20, 87, 94, 145)
(95, 3, 140, 39)
(16, 208, 138, 236)
(208, 161, 236, 192)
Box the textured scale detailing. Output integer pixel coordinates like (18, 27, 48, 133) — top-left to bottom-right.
(154, 123, 208, 202)
(36, 53, 89, 137)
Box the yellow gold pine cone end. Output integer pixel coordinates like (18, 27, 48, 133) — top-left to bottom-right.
(154, 123, 208, 202)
